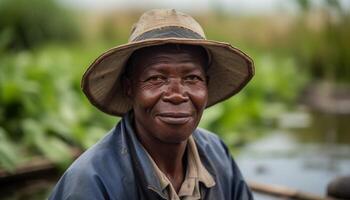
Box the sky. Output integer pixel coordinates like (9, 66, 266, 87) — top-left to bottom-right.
(57, 0, 296, 14)
(59, 0, 350, 15)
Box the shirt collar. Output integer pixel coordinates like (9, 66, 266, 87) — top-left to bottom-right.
(145, 136, 216, 199)
(186, 136, 216, 188)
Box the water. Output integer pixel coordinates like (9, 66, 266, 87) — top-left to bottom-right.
(236, 111, 350, 199)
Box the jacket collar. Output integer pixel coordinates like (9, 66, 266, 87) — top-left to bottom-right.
(120, 111, 168, 199)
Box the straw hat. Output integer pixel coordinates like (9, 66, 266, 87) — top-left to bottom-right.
(81, 9, 254, 117)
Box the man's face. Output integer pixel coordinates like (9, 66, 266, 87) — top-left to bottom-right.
(126, 45, 208, 144)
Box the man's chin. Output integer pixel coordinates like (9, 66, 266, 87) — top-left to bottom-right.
(158, 133, 192, 144)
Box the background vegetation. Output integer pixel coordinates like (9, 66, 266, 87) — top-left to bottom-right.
(0, 0, 349, 174)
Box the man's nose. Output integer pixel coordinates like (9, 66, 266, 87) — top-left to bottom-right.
(162, 78, 189, 104)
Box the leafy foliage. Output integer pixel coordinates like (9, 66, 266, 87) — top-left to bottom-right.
(0, 45, 117, 170)
(0, 0, 79, 50)
(292, 0, 350, 82)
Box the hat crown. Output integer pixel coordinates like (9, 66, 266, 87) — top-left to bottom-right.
(129, 9, 206, 42)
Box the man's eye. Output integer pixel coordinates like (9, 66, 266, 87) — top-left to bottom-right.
(145, 75, 165, 82)
(184, 75, 203, 82)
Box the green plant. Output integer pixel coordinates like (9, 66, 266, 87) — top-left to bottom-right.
(0, 0, 80, 50)
(292, 0, 350, 82)
(0, 45, 117, 170)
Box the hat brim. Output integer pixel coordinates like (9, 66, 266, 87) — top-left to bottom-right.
(81, 38, 254, 117)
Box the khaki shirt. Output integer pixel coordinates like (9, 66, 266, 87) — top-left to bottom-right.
(146, 136, 216, 200)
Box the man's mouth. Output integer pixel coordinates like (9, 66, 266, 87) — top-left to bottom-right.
(156, 112, 192, 125)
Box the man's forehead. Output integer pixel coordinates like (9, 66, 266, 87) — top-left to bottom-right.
(136, 51, 204, 65)
(134, 44, 207, 58)
(126, 44, 209, 74)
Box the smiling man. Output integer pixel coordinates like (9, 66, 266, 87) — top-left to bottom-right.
(50, 9, 254, 200)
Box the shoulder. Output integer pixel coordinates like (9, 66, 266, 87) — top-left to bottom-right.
(192, 128, 230, 156)
(68, 127, 123, 174)
(192, 128, 233, 173)
(193, 128, 253, 199)
(50, 127, 131, 199)
(193, 128, 245, 177)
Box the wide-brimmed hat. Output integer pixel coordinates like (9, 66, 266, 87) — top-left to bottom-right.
(82, 9, 254, 117)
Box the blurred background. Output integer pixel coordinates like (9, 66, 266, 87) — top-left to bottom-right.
(0, 0, 349, 199)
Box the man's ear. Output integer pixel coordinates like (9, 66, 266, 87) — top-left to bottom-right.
(121, 76, 133, 98)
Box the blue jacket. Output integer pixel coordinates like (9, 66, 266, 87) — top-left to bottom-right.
(49, 113, 253, 200)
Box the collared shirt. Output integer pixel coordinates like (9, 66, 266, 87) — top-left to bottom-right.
(146, 136, 216, 200)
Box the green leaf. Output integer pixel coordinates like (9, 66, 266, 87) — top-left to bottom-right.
(0, 127, 20, 171)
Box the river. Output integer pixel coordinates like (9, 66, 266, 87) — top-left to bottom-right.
(236, 110, 350, 199)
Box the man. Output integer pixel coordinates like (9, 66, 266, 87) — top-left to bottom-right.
(50, 9, 254, 200)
